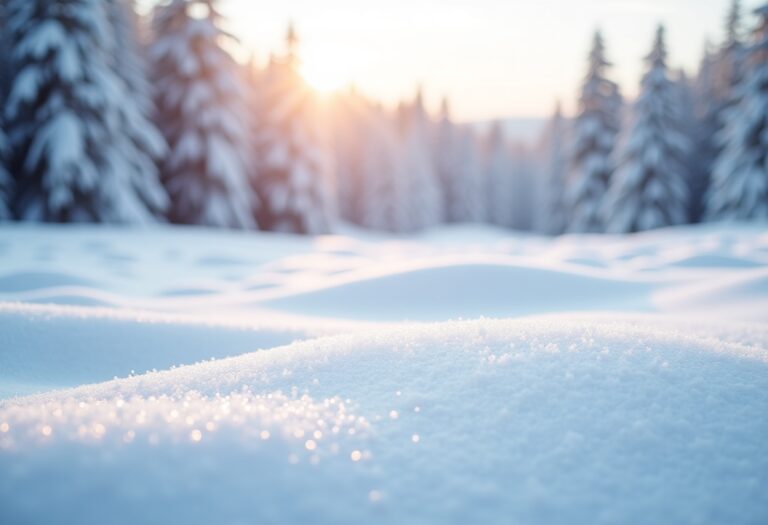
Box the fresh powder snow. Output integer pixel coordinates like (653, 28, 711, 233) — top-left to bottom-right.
(0, 223, 767, 524)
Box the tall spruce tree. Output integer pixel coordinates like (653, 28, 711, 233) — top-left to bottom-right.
(151, 0, 255, 228)
(327, 90, 409, 232)
(0, 1, 11, 100)
(106, 0, 169, 221)
(606, 26, 690, 233)
(690, 2, 746, 222)
(541, 102, 569, 235)
(450, 127, 486, 224)
(328, 88, 368, 226)
(362, 107, 410, 232)
(691, 42, 721, 222)
(0, 2, 11, 221)
(485, 122, 514, 228)
(566, 31, 622, 233)
(0, 121, 10, 220)
(5, 0, 167, 223)
(716, 0, 746, 101)
(256, 25, 334, 234)
(398, 90, 444, 230)
(675, 68, 706, 222)
(509, 144, 537, 232)
(706, 4, 768, 220)
(434, 98, 460, 222)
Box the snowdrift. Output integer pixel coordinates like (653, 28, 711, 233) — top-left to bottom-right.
(1, 318, 767, 524)
(1, 223, 767, 524)
(0, 303, 308, 398)
(263, 261, 653, 320)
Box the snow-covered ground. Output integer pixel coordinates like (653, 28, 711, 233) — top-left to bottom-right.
(1, 223, 767, 524)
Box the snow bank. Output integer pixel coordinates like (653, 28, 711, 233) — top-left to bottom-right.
(0, 303, 307, 398)
(2, 318, 767, 524)
(263, 261, 653, 321)
(1, 224, 767, 523)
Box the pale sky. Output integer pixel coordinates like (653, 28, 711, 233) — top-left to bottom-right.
(141, 0, 765, 121)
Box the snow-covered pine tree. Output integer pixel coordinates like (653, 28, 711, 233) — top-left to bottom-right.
(690, 42, 721, 223)
(0, 1, 12, 101)
(151, 0, 255, 228)
(360, 106, 410, 232)
(327, 88, 367, 225)
(606, 26, 690, 233)
(706, 4, 768, 220)
(5, 0, 167, 223)
(714, 0, 746, 103)
(566, 31, 622, 233)
(255, 25, 334, 234)
(485, 122, 514, 228)
(108, 1, 150, 100)
(0, 3, 11, 221)
(434, 98, 461, 222)
(397, 90, 444, 230)
(688, 3, 747, 223)
(509, 144, 537, 232)
(0, 121, 11, 220)
(450, 126, 487, 224)
(105, 0, 169, 221)
(675, 68, 704, 223)
(328, 89, 405, 231)
(540, 102, 569, 235)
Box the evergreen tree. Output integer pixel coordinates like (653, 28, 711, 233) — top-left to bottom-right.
(361, 107, 410, 232)
(395, 90, 444, 230)
(540, 102, 569, 235)
(509, 144, 537, 232)
(256, 25, 334, 234)
(0, 3, 11, 220)
(434, 98, 460, 222)
(606, 26, 690, 233)
(151, 0, 255, 228)
(485, 122, 514, 228)
(0, 122, 10, 220)
(690, 2, 748, 223)
(691, 42, 721, 222)
(106, 0, 169, 221)
(706, 4, 768, 220)
(450, 126, 486, 224)
(0, 1, 12, 101)
(330, 91, 407, 232)
(328, 88, 368, 226)
(566, 31, 622, 233)
(715, 0, 746, 101)
(5, 0, 167, 223)
(675, 68, 705, 222)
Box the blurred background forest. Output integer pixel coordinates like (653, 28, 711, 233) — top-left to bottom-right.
(0, 0, 766, 235)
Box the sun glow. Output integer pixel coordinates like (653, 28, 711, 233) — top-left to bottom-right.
(301, 59, 349, 94)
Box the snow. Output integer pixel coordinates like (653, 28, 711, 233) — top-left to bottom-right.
(0, 223, 767, 524)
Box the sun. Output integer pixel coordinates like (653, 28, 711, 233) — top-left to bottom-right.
(301, 59, 349, 94)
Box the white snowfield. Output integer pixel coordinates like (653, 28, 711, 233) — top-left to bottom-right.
(0, 223, 767, 524)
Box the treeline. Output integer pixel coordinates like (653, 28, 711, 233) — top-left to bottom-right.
(0, 0, 766, 235)
(0, 0, 334, 233)
(540, 0, 768, 234)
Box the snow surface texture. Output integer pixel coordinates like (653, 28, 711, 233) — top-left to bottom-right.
(1, 223, 767, 524)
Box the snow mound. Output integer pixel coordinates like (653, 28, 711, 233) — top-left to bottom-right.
(0, 271, 98, 293)
(655, 267, 768, 321)
(263, 262, 653, 321)
(665, 253, 765, 268)
(0, 303, 308, 398)
(2, 317, 766, 524)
